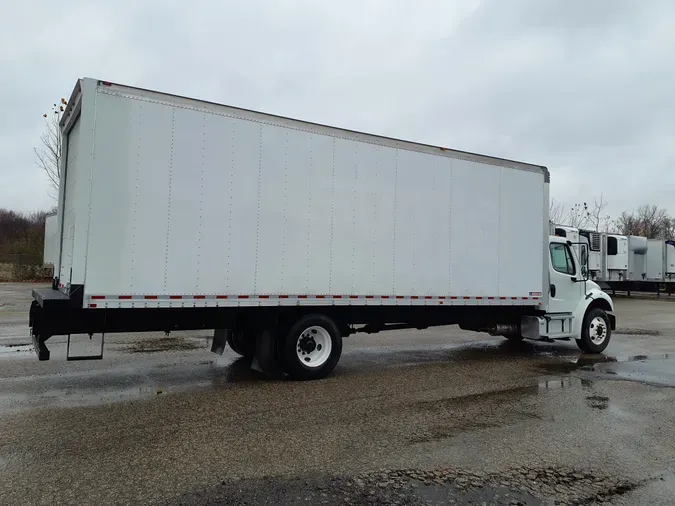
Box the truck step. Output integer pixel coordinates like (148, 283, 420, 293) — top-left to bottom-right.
(522, 313, 575, 340)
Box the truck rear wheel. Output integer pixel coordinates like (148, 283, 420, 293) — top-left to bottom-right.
(227, 330, 255, 359)
(576, 308, 611, 353)
(281, 314, 342, 381)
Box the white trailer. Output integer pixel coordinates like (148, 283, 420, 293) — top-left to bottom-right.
(646, 240, 675, 281)
(30, 78, 616, 379)
(552, 226, 602, 280)
(42, 213, 58, 268)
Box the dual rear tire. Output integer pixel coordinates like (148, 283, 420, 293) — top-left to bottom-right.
(227, 314, 343, 381)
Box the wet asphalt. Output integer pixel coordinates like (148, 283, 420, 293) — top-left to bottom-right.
(1, 283, 675, 505)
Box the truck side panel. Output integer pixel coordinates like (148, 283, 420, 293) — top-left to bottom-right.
(81, 81, 545, 304)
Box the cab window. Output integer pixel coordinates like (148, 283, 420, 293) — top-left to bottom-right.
(550, 243, 576, 275)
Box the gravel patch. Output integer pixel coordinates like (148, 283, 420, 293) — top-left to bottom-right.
(169, 465, 641, 505)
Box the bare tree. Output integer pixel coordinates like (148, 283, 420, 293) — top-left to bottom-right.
(614, 205, 674, 239)
(34, 98, 67, 200)
(586, 194, 612, 232)
(549, 199, 566, 225)
(565, 202, 590, 229)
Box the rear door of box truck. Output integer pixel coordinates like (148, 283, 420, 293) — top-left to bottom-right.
(57, 116, 82, 287)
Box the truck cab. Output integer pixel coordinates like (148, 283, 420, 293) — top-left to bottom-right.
(519, 236, 616, 353)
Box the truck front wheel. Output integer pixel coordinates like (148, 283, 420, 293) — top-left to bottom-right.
(576, 308, 611, 353)
(281, 314, 342, 381)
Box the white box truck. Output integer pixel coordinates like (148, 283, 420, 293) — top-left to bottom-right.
(30, 78, 616, 379)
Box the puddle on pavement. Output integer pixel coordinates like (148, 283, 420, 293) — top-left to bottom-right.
(0, 355, 262, 414)
(0, 344, 34, 355)
(538, 351, 675, 389)
(588, 356, 675, 388)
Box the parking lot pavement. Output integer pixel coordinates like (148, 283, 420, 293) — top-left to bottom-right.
(1, 283, 675, 505)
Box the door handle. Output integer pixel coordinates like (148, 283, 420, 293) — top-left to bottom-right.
(550, 284, 556, 297)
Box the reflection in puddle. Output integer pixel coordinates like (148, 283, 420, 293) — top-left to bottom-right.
(0, 344, 33, 355)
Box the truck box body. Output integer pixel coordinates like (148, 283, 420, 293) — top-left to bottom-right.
(52, 78, 549, 310)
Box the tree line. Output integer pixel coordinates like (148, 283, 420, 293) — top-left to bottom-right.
(0, 209, 53, 281)
(550, 195, 675, 239)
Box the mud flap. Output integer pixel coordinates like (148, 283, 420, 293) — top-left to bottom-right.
(251, 327, 285, 379)
(211, 329, 229, 355)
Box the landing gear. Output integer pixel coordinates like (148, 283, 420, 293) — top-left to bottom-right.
(576, 308, 611, 353)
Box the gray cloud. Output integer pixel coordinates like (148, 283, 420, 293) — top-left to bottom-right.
(1, 0, 673, 222)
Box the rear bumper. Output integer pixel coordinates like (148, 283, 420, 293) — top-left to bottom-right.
(32, 287, 71, 308)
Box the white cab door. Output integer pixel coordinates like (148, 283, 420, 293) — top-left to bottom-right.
(548, 242, 583, 314)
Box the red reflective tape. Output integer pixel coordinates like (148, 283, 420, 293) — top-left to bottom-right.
(381, 295, 390, 299)
(316, 295, 326, 299)
(511, 297, 518, 300)
(259, 295, 270, 299)
(521, 296, 529, 300)
(278, 295, 289, 299)
(298, 295, 307, 299)
(487, 296, 495, 300)
(450, 296, 458, 300)
(118, 295, 132, 300)
(396, 296, 405, 299)
(532, 297, 539, 300)
(145, 295, 158, 300)
(463, 296, 471, 300)
(411, 296, 419, 299)
(332, 295, 342, 299)
(238, 295, 249, 299)
(500, 296, 507, 300)
(365, 295, 374, 299)
(169, 295, 182, 300)
(424, 296, 432, 300)
(349, 295, 358, 299)
(216, 295, 228, 299)
(475, 296, 483, 300)
(438, 296, 446, 299)
(194, 295, 206, 300)
(91, 295, 105, 300)
(89, 303, 97, 308)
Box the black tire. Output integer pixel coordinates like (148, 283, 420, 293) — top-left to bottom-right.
(576, 308, 611, 353)
(281, 314, 342, 381)
(227, 330, 256, 358)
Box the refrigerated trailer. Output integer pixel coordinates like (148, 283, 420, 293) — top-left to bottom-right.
(30, 78, 616, 380)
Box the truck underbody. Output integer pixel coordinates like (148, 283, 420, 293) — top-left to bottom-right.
(30, 286, 543, 364)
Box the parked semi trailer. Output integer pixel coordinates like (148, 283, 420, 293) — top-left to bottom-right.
(552, 224, 675, 295)
(29, 78, 617, 380)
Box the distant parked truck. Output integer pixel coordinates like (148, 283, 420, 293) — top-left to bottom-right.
(552, 224, 675, 295)
(646, 240, 675, 282)
(29, 78, 616, 379)
(42, 213, 58, 274)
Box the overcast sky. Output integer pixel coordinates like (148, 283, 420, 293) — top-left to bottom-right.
(2, 0, 674, 221)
